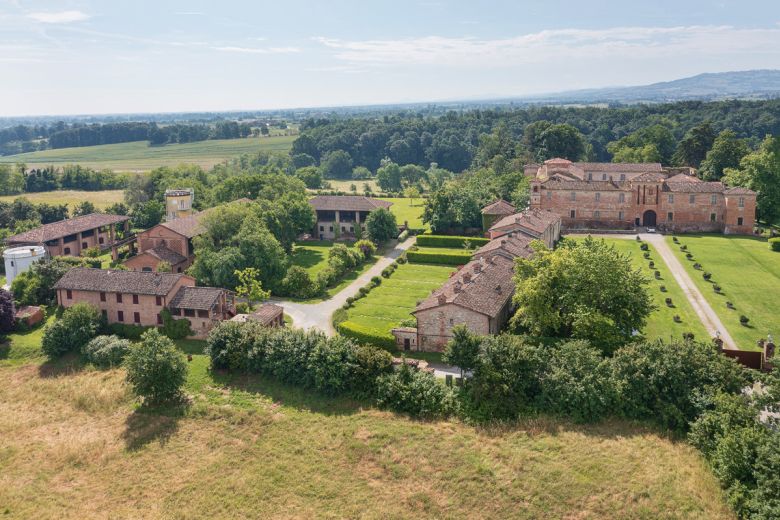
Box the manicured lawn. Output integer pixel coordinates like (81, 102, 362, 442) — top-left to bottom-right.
(0, 135, 295, 172)
(415, 246, 475, 255)
(342, 263, 455, 340)
(0, 189, 125, 210)
(378, 197, 427, 229)
(603, 239, 709, 342)
(665, 234, 780, 351)
(290, 240, 354, 276)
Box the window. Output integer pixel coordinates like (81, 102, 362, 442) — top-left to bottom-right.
(667, 212, 674, 222)
(587, 173, 592, 180)
(593, 211, 600, 219)
(133, 312, 140, 324)
(533, 185, 538, 192)
(81, 242, 88, 249)
(570, 209, 576, 219)
(132, 294, 139, 305)
(197, 310, 209, 318)
(100, 292, 106, 302)
(618, 211, 625, 220)
(350, 226, 354, 232)
(602, 174, 607, 180)
(98, 237, 104, 244)
(329, 226, 333, 232)
(66, 289, 72, 300)
(710, 213, 717, 222)
(620, 174, 626, 181)
(668, 194, 674, 203)
(546, 190, 552, 199)
(170, 308, 181, 316)
(157, 313, 163, 325)
(142, 267, 152, 272)
(711, 194, 717, 205)
(595, 192, 600, 202)
(101, 310, 108, 321)
(738, 217, 744, 226)
(155, 296, 162, 306)
(618, 193, 625, 203)
(177, 267, 182, 273)
(117, 310, 124, 322)
(689, 194, 695, 204)
(184, 309, 195, 317)
(319, 226, 324, 232)
(570, 192, 576, 201)
(739, 197, 745, 208)
(64, 247, 70, 255)
(116, 293, 122, 303)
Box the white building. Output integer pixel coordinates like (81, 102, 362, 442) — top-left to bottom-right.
(3, 245, 46, 286)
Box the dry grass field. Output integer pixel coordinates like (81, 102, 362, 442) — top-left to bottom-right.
(0, 189, 125, 210)
(0, 333, 734, 519)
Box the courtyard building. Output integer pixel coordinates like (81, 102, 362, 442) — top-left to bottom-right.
(5, 213, 130, 257)
(53, 267, 235, 338)
(308, 195, 393, 240)
(528, 158, 756, 234)
(487, 207, 562, 248)
(480, 199, 516, 231)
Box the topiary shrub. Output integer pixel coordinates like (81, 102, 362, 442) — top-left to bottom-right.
(375, 363, 456, 419)
(660, 285, 667, 292)
(82, 335, 131, 368)
(673, 315, 681, 323)
(686, 252, 693, 260)
(713, 284, 722, 293)
(703, 272, 712, 281)
(125, 329, 187, 404)
(643, 252, 651, 259)
(740, 315, 750, 326)
(648, 261, 655, 268)
(693, 263, 702, 270)
(726, 301, 735, 309)
(665, 297, 673, 306)
(769, 237, 780, 252)
(682, 332, 695, 341)
(640, 243, 649, 251)
(370, 276, 382, 287)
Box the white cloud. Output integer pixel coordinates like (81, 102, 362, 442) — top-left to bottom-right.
(27, 10, 90, 24)
(314, 25, 780, 67)
(212, 45, 300, 54)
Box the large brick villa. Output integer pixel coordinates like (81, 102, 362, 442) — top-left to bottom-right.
(527, 158, 756, 234)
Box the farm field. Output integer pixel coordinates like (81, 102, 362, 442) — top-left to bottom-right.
(0, 189, 125, 210)
(341, 263, 454, 339)
(0, 334, 733, 518)
(0, 135, 295, 172)
(377, 197, 427, 229)
(602, 238, 709, 342)
(665, 234, 780, 351)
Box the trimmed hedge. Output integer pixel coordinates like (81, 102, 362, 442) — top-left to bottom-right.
(416, 235, 489, 248)
(406, 251, 472, 266)
(769, 237, 780, 252)
(336, 320, 396, 350)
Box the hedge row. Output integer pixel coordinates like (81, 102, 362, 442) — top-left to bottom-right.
(336, 320, 396, 350)
(415, 235, 489, 248)
(406, 251, 472, 266)
(769, 237, 780, 252)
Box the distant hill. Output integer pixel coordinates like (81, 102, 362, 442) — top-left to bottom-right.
(521, 70, 780, 104)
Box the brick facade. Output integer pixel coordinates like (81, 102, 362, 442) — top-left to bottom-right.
(125, 222, 193, 272)
(528, 159, 756, 234)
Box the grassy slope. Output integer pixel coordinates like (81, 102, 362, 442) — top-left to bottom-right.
(0, 135, 295, 172)
(603, 239, 709, 342)
(0, 337, 733, 519)
(378, 197, 427, 229)
(665, 234, 780, 351)
(0, 189, 125, 210)
(343, 263, 454, 334)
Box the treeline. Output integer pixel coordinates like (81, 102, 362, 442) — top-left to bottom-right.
(0, 164, 127, 195)
(291, 99, 780, 173)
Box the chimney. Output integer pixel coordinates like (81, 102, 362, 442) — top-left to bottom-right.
(437, 293, 446, 305)
(494, 284, 502, 294)
(473, 263, 482, 274)
(463, 272, 472, 283)
(454, 281, 462, 293)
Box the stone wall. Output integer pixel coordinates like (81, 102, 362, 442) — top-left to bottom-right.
(416, 303, 490, 352)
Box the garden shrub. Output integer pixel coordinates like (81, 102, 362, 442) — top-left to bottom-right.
(769, 237, 780, 252)
(82, 334, 131, 368)
(415, 235, 489, 248)
(160, 308, 192, 339)
(332, 308, 348, 329)
(125, 329, 187, 404)
(375, 364, 457, 419)
(41, 303, 103, 358)
(406, 251, 472, 266)
(281, 265, 323, 299)
(336, 320, 396, 350)
(397, 229, 409, 241)
(740, 315, 750, 325)
(107, 322, 150, 340)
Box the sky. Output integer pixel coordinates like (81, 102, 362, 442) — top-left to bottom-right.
(1, 0, 780, 116)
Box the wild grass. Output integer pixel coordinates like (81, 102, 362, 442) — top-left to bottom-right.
(666, 234, 780, 351)
(378, 197, 427, 229)
(0, 189, 125, 210)
(0, 135, 295, 172)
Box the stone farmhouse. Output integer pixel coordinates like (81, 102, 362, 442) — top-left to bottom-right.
(6, 213, 130, 257)
(393, 210, 561, 352)
(487, 207, 562, 248)
(308, 195, 392, 240)
(54, 268, 235, 338)
(527, 158, 756, 234)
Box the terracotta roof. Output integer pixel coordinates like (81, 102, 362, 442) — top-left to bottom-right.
(474, 233, 534, 260)
(159, 212, 208, 238)
(576, 162, 664, 172)
(169, 286, 225, 310)
(309, 195, 393, 212)
(53, 268, 188, 295)
(489, 209, 561, 236)
(415, 255, 515, 318)
(541, 180, 627, 191)
(6, 213, 129, 245)
(632, 171, 668, 182)
(142, 245, 187, 265)
(723, 186, 756, 195)
(252, 303, 284, 324)
(164, 189, 193, 197)
(481, 199, 516, 215)
(666, 173, 701, 183)
(664, 181, 725, 193)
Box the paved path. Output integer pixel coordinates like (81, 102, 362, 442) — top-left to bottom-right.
(574, 232, 738, 350)
(271, 237, 416, 335)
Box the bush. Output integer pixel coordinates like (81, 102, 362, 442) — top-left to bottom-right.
(397, 229, 409, 241)
(336, 320, 396, 350)
(639, 243, 649, 251)
(375, 364, 457, 419)
(82, 335, 131, 368)
(769, 237, 780, 252)
(740, 315, 750, 325)
(415, 235, 489, 248)
(108, 322, 150, 340)
(354, 239, 376, 259)
(406, 251, 472, 265)
(703, 272, 712, 281)
(235, 302, 250, 314)
(370, 276, 382, 287)
(160, 308, 192, 339)
(125, 329, 187, 404)
(41, 303, 103, 359)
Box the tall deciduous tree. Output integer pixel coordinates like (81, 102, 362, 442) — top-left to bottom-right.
(723, 135, 780, 224)
(443, 324, 481, 379)
(699, 130, 750, 181)
(365, 208, 398, 244)
(672, 121, 716, 167)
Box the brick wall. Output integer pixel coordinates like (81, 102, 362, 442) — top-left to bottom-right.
(136, 226, 189, 257)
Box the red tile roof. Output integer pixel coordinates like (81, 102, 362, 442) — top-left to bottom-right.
(723, 186, 756, 195)
(309, 195, 392, 212)
(169, 286, 226, 310)
(53, 268, 188, 296)
(6, 213, 129, 244)
(664, 181, 725, 193)
(489, 208, 561, 235)
(474, 233, 534, 260)
(481, 199, 516, 215)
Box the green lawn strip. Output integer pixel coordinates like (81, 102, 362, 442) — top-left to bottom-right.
(290, 240, 355, 276)
(414, 247, 475, 255)
(0, 317, 52, 366)
(664, 234, 779, 351)
(377, 197, 427, 229)
(602, 239, 709, 342)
